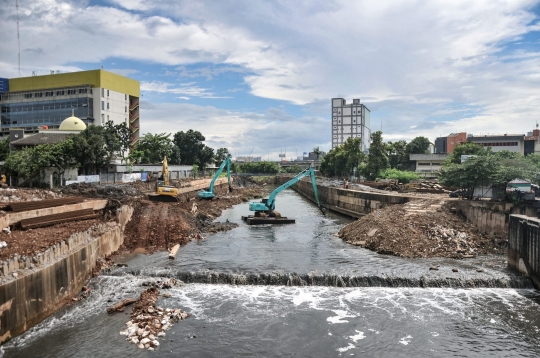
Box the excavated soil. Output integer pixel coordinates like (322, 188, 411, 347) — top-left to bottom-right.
(339, 199, 505, 259)
(0, 218, 104, 261)
(122, 187, 263, 253)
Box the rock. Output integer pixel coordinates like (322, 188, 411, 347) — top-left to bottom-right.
(162, 293, 172, 298)
(142, 330, 149, 338)
(144, 343, 150, 349)
(107, 298, 137, 313)
(452, 268, 459, 272)
(120, 330, 128, 336)
(429, 266, 439, 271)
(152, 340, 160, 346)
(367, 228, 378, 237)
(130, 337, 139, 344)
(140, 338, 151, 345)
(72, 297, 78, 301)
(137, 328, 144, 336)
(149, 334, 155, 340)
(147, 307, 155, 313)
(138, 344, 144, 349)
(476, 269, 484, 273)
(148, 347, 154, 351)
(158, 332, 166, 337)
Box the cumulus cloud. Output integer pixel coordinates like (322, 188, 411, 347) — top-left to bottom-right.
(0, 0, 539, 154)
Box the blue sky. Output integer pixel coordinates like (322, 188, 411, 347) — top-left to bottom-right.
(0, 0, 539, 159)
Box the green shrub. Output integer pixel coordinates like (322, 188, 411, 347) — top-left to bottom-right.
(379, 168, 419, 183)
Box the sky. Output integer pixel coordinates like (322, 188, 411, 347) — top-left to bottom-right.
(0, 0, 539, 160)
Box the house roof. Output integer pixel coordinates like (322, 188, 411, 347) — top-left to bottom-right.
(10, 132, 74, 146)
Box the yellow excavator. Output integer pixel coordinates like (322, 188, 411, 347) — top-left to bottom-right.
(148, 156, 179, 202)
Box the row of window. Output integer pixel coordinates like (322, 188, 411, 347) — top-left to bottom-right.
(1, 98, 92, 112)
(417, 163, 443, 166)
(479, 142, 518, 147)
(332, 108, 363, 115)
(18, 88, 90, 100)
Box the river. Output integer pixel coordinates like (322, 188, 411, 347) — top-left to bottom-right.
(2, 189, 540, 357)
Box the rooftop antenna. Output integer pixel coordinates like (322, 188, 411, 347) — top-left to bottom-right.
(16, 0, 21, 77)
(536, 121, 538, 129)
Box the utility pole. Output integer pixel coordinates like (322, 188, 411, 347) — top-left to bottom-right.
(16, 0, 21, 77)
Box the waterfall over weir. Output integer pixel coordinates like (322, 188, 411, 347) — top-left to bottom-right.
(110, 269, 533, 289)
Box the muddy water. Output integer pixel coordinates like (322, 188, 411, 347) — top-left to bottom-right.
(3, 189, 540, 357)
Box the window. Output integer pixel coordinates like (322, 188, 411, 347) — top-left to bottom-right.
(107, 102, 109, 109)
(101, 88, 104, 97)
(56, 90, 64, 96)
(101, 114, 105, 124)
(79, 88, 87, 94)
(125, 94, 127, 100)
(24, 93, 32, 98)
(125, 106, 127, 113)
(107, 115, 109, 122)
(101, 101, 104, 110)
(107, 90, 109, 96)
(67, 89, 76, 95)
(34, 92, 43, 98)
(418, 163, 431, 166)
(45, 91, 53, 97)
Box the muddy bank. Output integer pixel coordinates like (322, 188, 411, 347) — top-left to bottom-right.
(121, 187, 264, 254)
(339, 199, 505, 259)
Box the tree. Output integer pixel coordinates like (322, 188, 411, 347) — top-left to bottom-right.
(406, 136, 431, 155)
(386, 140, 409, 170)
(40, 139, 78, 179)
(320, 138, 364, 177)
(362, 131, 388, 180)
(0, 138, 9, 162)
(104, 121, 132, 163)
(135, 133, 173, 164)
(215, 148, 231, 163)
(312, 146, 322, 160)
(197, 145, 215, 169)
(445, 142, 486, 164)
(440, 155, 500, 200)
(173, 130, 206, 165)
(169, 145, 182, 165)
(72, 126, 111, 174)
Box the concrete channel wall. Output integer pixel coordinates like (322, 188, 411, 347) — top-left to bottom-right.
(0, 205, 133, 344)
(508, 214, 540, 289)
(276, 177, 419, 218)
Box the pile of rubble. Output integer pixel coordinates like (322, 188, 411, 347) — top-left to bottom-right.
(415, 181, 452, 194)
(118, 282, 190, 351)
(338, 199, 503, 259)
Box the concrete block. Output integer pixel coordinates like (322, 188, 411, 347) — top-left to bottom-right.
(0, 261, 8, 276)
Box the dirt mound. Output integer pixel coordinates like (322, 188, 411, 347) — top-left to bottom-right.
(338, 199, 503, 259)
(55, 183, 142, 199)
(122, 187, 264, 253)
(0, 188, 63, 204)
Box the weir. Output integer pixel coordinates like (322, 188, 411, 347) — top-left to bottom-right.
(110, 269, 533, 289)
(509, 214, 540, 289)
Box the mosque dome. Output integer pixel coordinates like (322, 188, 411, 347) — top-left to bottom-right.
(59, 112, 87, 131)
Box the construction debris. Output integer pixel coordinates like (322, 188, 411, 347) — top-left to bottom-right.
(339, 199, 502, 259)
(120, 285, 189, 350)
(107, 298, 137, 313)
(20, 208, 98, 230)
(7, 197, 84, 212)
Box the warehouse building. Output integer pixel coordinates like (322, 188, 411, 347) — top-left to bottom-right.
(0, 69, 140, 146)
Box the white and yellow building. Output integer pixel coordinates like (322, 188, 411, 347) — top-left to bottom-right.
(0, 69, 140, 147)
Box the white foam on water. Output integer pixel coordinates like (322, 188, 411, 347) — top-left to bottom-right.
(431, 332, 439, 337)
(349, 330, 365, 342)
(399, 335, 413, 345)
(337, 343, 355, 352)
(490, 318, 496, 324)
(327, 309, 355, 324)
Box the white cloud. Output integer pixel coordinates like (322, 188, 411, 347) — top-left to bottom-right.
(0, 0, 539, 149)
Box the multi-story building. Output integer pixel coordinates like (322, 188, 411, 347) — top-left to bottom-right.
(0, 69, 140, 146)
(331, 98, 371, 152)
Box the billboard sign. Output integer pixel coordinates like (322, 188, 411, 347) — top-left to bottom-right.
(461, 155, 476, 163)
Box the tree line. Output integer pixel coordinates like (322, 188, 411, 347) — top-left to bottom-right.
(320, 131, 431, 182)
(0, 124, 231, 184)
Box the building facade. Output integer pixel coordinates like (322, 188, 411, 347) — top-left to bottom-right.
(467, 134, 526, 155)
(409, 153, 449, 178)
(331, 98, 371, 152)
(0, 69, 140, 146)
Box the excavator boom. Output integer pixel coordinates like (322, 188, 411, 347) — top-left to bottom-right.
(197, 157, 233, 199)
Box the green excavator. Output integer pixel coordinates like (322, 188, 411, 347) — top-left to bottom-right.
(197, 157, 233, 199)
(242, 167, 324, 224)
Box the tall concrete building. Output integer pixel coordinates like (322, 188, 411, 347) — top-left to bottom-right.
(0, 69, 140, 146)
(331, 98, 371, 151)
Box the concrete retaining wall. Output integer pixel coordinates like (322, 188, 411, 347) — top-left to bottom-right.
(276, 177, 419, 218)
(0, 205, 133, 344)
(508, 214, 540, 289)
(454, 201, 539, 238)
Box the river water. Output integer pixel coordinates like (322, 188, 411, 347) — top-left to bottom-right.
(3, 189, 540, 357)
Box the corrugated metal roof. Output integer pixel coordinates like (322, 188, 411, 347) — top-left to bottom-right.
(10, 132, 73, 146)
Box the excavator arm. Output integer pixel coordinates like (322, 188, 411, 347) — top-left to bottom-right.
(198, 157, 233, 199)
(249, 167, 323, 214)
